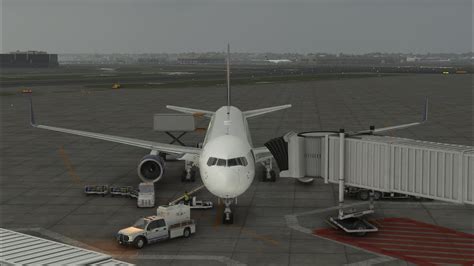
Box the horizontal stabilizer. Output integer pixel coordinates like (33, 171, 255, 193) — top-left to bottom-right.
(166, 105, 214, 118)
(243, 104, 292, 119)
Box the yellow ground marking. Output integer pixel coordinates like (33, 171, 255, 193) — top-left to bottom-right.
(58, 146, 83, 184)
(238, 227, 280, 246)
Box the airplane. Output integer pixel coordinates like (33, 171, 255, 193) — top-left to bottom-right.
(29, 45, 288, 224)
(28, 45, 428, 224)
(266, 59, 292, 64)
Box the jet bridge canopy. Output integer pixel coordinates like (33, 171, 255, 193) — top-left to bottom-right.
(271, 132, 474, 205)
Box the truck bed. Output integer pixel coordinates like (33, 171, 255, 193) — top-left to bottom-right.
(169, 220, 196, 239)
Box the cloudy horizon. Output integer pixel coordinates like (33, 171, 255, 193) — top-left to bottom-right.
(2, 0, 472, 54)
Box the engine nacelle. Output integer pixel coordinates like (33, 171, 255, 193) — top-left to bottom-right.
(137, 154, 165, 183)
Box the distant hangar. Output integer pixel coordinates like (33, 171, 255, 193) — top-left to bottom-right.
(0, 50, 59, 68)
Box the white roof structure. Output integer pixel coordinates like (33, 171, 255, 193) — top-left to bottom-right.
(0, 228, 132, 266)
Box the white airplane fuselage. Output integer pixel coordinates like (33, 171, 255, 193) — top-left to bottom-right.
(198, 106, 255, 199)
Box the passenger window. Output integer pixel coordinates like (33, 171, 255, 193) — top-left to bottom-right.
(217, 159, 226, 166)
(207, 157, 217, 166)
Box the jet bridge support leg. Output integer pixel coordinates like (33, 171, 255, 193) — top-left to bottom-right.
(329, 129, 378, 236)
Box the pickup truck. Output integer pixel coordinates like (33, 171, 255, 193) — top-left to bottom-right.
(116, 204, 195, 249)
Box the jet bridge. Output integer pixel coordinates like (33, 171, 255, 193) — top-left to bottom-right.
(267, 131, 474, 205)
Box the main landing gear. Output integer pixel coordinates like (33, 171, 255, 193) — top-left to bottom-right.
(181, 160, 196, 182)
(222, 198, 234, 224)
(261, 159, 276, 182)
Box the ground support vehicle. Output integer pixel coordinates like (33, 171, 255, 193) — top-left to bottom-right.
(84, 185, 108, 196)
(116, 204, 195, 248)
(137, 182, 155, 208)
(175, 196, 213, 209)
(110, 186, 134, 197)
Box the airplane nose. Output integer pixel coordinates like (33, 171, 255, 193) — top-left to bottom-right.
(204, 169, 243, 198)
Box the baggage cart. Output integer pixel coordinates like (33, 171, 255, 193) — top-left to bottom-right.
(84, 185, 109, 196)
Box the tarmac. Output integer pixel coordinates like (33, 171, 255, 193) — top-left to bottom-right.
(0, 73, 472, 265)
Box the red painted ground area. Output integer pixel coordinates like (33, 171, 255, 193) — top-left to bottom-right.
(314, 218, 474, 266)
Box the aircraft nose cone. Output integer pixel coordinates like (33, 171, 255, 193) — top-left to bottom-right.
(204, 169, 244, 198)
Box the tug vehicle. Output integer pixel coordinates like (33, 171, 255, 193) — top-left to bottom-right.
(136, 182, 155, 208)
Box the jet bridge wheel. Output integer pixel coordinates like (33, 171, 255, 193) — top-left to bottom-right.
(357, 190, 370, 201)
(373, 191, 382, 200)
(351, 221, 368, 237)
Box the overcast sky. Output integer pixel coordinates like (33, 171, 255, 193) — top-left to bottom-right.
(1, 0, 472, 54)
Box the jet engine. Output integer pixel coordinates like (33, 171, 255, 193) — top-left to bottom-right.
(137, 154, 165, 183)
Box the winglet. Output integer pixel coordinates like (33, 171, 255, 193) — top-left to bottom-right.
(350, 97, 429, 136)
(29, 97, 37, 127)
(422, 97, 429, 122)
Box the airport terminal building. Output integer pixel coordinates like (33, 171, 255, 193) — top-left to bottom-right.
(0, 50, 59, 68)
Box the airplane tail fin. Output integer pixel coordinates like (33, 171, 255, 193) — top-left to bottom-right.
(166, 105, 214, 118)
(226, 43, 231, 114)
(243, 104, 292, 119)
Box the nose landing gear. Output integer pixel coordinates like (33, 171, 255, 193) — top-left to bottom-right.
(222, 198, 234, 224)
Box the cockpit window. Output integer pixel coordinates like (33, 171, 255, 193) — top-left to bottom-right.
(227, 158, 239, 167)
(207, 157, 218, 166)
(207, 157, 249, 167)
(228, 157, 248, 167)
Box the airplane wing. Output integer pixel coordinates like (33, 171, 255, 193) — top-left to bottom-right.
(252, 146, 273, 163)
(29, 98, 201, 156)
(351, 97, 429, 136)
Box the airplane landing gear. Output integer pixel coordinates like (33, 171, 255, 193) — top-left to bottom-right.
(261, 159, 276, 182)
(222, 198, 234, 224)
(181, 160, 196, 182)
